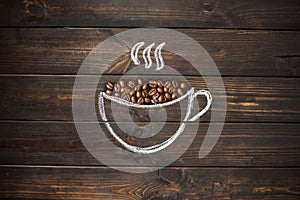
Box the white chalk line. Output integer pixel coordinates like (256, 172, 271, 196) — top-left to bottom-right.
(130, 42, 144, 65)
(131, 42, 166, 71)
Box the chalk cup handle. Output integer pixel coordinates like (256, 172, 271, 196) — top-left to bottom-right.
(188, 90, 212, 122)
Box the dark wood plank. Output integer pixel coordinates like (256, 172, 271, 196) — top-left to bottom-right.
(0, 0, 299, 30)
(0, 28, 299, 76)
(0, 75, 299, 122)
(0, 121, 299, 167)
(0, 166, 299, 199)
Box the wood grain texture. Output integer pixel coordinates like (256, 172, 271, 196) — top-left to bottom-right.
(0, 28, 299, 76)
(0, 75, 299, 122)
(1, 1, 300, 199)
(0, 0, 299, 30)
(0, 166, 299, 199)
(0, 121, 299, 167)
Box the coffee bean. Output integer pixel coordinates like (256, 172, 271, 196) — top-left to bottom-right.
(137, 78, 143, 85)
(114, 83, 121, 93)
(157, 80, 163, 87)
(106, 82, 114, 90)
(136, 91, 142, 98)
(131, 96, 137, 103)
(180, 82, 188, 89)
(165, 92, 171, 100)
(115, 92, 120, 97)
(152, 92, 160, 99)
(172, 79, 178, 88)
(128, 80, 135, 88)
(106, 89, 113, 95)
(125, 95, 130, 101)
(129, 90, 135, 96)
(177, 88, 184, 96)
(123, 87, 131, 94)
(148, 88, 157, 96)
(172, 93, 177, 99)
(149, 80, 157, 88)
(164, 81, 170, 88)
(163, 87, 169, 93)
(119, 80, 125, 88)
(157, 87, 164, 93)
(142, 83, 148, 90)
(121, 93, 130, 101)
(158, 94, 164, 103)
(142, 90, 148, 98)
(137, 97, 144, 105)
(151, 99, 158, 104)
(145, 97, 151, 104)
(169, 87, 176, 94)
(134, 85, 141, 91)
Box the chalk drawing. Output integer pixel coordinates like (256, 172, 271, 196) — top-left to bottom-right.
(98, 88, 212, 154)
(131, 42, 166, 70)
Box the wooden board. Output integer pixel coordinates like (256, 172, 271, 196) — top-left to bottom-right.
(0, 121, 299, 167)
(0, 166, 299, 199)
(0, 28, 299, 76)
(1, 0, 300, 199)
(0, 75, 299, 122)
(0, 0, 299, 30)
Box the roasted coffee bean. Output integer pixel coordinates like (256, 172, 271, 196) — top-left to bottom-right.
(142, 83, 148, 90)
(158, 94, 164, 103)
(157, 87, 163, 93)
(106, 89, 113, 95)
(151, 99, 158, 104)
(115, 92, 120, 97)
(134, 85, 141, 91)
(177, 88, 184, 96)
(180, 82, 188, 89)
(152, 92, 160, 99)
(149, 80, 157, 87)
(129, 90, 135, 96)
(165, 92, 171, 100)
(131, 96, 137, 103)
(148, 88, 157, 96)
(119, 80, 125, 88)
(125, 95, 130, 102)
(164, 81, 171, 88)
(137, 78, 143, 85)
(121, 93, 130, 101)
(169, 87, 176, 94)
(145, 97, 151, 104)
(136, 91, 142, 98)
(114, 83, 121, 93)
(157, 80, 163, 87)
(128, 80, 135, 88)
(142, 90, 148, 98)
(137, 97, 144, 105)
(163, 87, 169, 93)
(172, 79, 178, 88)
(123, 87, 131, 94)
(172, 93, 177, 99)
(106, 82, 114, 90)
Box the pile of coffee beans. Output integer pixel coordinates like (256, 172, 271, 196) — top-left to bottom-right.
(104, 78, 189, 105)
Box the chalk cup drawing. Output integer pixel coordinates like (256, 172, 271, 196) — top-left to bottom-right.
(72, 28, 226, 173)
(98, 42, 212, 154)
